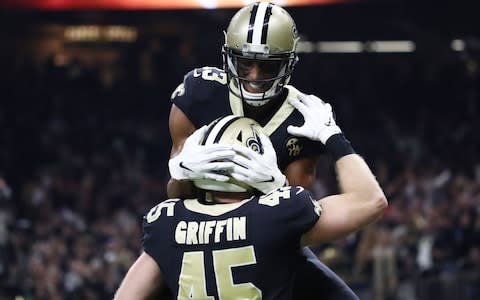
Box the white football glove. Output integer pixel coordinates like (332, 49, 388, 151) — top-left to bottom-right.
(230, 132, 286, 194)
(169, 126, 236, 182)
(287, 94, 342, 144)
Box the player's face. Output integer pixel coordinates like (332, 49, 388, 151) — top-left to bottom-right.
(237, 58, 282, 93)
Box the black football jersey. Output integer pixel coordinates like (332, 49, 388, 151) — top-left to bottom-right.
(142, 186, 321, 300)
(171, 67, 326, 171)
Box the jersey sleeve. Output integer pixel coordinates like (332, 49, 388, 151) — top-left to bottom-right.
(286, 186, 321, 234)
(142, 212, 162, 264)
(170, 67, 228, 128)
(170, 69, 197, 123)
(141, 201, 176, 266)
(260, 186, 321, 236)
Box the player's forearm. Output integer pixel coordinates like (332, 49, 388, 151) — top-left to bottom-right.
(323, 133, 387, 225)
(335, 153, 388, 224)
(303, 154, 387, 246)
(167, 178, 197, 199)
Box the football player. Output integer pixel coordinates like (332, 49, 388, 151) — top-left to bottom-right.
(167, 2, 362, 299)
(114, 113, 387, 300)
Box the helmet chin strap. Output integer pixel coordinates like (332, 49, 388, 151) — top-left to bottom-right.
(244, 99, 270, 107)
(240, 85, 272, 107)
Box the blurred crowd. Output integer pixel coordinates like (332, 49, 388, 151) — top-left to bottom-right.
(1, 35, 479, 300)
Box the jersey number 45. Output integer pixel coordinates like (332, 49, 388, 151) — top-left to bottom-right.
(178, 245, 261, 300)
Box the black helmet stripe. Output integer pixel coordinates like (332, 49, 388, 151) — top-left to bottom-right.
(246, 2, 259, 43)
(213, 116, 241, 143)
(247, 2, 272, 45)
(201, 118, 221, 145)
(261, 3, 273, 44)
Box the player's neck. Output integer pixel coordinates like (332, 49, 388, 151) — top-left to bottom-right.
(242, 89, 287, 126)
(203, 191, 253, 204)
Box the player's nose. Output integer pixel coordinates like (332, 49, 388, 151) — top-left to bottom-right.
(246, 62, 262, 80)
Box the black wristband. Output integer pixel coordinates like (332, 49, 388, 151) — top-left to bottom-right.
(325, 133, 355, 161)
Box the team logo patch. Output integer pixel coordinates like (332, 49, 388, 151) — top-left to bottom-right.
(286, 137, 302, 157)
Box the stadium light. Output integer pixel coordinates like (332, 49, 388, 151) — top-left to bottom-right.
(317, 41, 364, 53)
(367, 41, 415, 53)
(451, 39, 465, 51)
(297, 40, 417, 54)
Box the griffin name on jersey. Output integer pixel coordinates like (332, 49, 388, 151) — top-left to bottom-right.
(171, 67, 326, 171)
(142, 186, 321, 300)
(175, 216, 247, 245)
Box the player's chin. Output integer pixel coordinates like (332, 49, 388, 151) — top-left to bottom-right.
(242, 82, 272, 93)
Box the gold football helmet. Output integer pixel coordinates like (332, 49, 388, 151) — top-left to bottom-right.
(193, 115, 265, 192)
(223, 2, 300, 106)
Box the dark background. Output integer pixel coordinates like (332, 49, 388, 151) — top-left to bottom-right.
(0, 1, 479, 299)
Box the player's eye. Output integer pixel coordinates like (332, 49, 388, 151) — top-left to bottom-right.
(236, 58, 282, 78)
(257, 60, 282, 77)
(237, 58, 255, 76)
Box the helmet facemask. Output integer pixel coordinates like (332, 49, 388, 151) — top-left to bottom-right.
(222, 45, 298, 106)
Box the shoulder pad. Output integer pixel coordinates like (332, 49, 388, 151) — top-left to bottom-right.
(171, 67, 228, 100)
(258, 186, 312, 207)
(256, 186, 320, 232)
(186, 66, 227, 86)
(144, 199, 179, 224)
(284, 85, 303, 102)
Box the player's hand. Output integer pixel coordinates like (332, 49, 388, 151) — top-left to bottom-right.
(229, 132, 286, 194)
(168, 126, 236, 181)
(287, 94, 342, 144)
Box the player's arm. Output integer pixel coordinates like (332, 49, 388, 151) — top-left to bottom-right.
(167, 104, 196, 198)
(286, 94, 387, 246)
(114, 252, 163, 300)
(301, 153, 387, 246)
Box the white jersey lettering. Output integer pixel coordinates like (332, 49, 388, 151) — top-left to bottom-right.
(175, 217, 247, 245)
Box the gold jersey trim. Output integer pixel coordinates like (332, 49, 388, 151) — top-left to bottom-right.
(228, 85, 301, 136)
(183, 197, 253, 216)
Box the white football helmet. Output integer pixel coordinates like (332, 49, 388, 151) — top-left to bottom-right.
(222, 2, 299, 106)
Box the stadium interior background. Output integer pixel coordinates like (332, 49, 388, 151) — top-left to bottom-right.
(0, 0, 479, 299)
